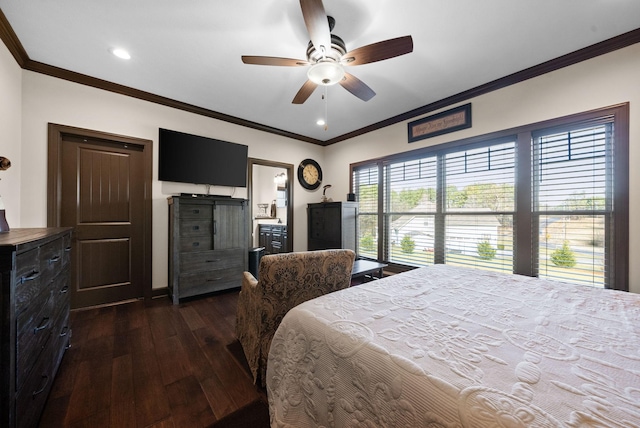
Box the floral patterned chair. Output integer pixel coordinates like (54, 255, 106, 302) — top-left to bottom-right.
(235, 249, 356, 387)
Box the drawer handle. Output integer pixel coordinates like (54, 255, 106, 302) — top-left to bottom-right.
(49, 255, 61, 264)
(192, 225, 200, 231)
(60, 285, 69, 294)
(214, 220, 217, 235)
(65, 246, 72, 252)
(207, 277, 223, 282)
(32, 375, 50, 397)
(34, 317, 51, 333)
(60, 326, 69, 337)
(192, 242, 200, 247)
(21, 270, 41, 283)
(206, 259, 221, 263)
(193, 209, 200, 214)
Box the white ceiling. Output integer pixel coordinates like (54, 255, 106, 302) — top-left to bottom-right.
(1, 0, 639, 143)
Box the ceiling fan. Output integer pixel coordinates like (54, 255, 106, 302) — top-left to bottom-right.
(241, 0, 413, 104)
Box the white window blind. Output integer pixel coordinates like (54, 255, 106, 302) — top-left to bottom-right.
(443, 142, 515, 273)
(384, 157, 437, 266)
(353, 165, 379, 258)
(533, 124, 612, 287)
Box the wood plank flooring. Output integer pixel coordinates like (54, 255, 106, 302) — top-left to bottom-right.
(38, 289, 266, 428)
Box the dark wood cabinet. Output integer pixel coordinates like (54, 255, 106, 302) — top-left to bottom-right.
(307, 202, 357, 251)
(258, 224, 287, 255)
(0, 228, 73, 428)
(168, 196, 248, 304)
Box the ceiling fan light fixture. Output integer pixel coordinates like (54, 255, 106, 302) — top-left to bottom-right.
(111, 48, 131, 60)
(307, 61, 345, 86)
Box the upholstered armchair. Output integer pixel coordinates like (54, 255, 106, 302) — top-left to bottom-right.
(235, 249, 356, 387)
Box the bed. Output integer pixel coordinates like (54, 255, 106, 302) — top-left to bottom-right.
(266, 264, 640, 427)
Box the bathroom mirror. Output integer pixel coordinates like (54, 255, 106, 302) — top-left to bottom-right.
(248, 158, 294, 253)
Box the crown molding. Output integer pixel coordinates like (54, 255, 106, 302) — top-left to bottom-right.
(1, 7, 638, 147)
(25, 59, 322, 145)
(325, 27, 640, 145)
(0, 7, 27, 68)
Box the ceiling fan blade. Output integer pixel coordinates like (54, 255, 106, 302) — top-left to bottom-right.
(341, 35, 413, 66)
(242, 56, 309, 67)
(299, 0, 331, 53)
(292, 80, 318, 104)
(340, 72, 375, 102)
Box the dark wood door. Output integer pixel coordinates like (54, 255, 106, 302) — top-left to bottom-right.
(60, 135, 146, 308)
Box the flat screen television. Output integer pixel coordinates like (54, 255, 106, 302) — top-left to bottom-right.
(158, 128, 248, 187)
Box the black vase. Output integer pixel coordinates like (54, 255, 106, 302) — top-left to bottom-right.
(0, 209, 9, 232)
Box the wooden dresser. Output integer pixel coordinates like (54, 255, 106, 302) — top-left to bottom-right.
(258, 224, 287, 255)
(0, 228, 73, 428)
(307, 202, 357, 251)
(168, 196, 248, 304)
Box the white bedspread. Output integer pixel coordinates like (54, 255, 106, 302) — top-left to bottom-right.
(266, 265, 640, 427)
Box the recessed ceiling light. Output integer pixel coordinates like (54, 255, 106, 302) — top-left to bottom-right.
(111, 48, 131, 60)
(316, 119, 326, 126)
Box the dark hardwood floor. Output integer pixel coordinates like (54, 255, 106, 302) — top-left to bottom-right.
(38, 289, 266, 428)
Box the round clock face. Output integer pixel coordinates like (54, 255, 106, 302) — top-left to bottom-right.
(298, 159, 322, 190)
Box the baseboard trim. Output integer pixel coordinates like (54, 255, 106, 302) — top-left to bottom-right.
(152, 287, 170, 299)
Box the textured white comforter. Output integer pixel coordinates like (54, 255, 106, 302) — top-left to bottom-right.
(266, 265, 640, 427)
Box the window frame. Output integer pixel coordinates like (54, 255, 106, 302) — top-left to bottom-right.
(350, 103, 629, 290)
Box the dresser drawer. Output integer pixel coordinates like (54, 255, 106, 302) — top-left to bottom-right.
(16, 289, 54, 388)
(62, 232, 72, 268)
(178, 266, 244, 298)
(51, 266, 71, 321)
(15, 335, 56, 428)
(179, 219, 213, 237)
(52, 303, 71, 365)
(15, 247, 42, 314)
(179, 204, 212, 219)
(39, 237, 65, 288)
(180, 248, 245, 272)
(179, 235, 213, 252)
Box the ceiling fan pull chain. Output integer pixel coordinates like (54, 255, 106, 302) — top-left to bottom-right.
(324, 86, 329, 131)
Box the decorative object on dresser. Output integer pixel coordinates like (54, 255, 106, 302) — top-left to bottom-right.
(0, 155, 12, 232)
(307, 201, 357, 251)
(0, 228, 73, 428)
(258, 224, 287, 255)
(168, 196, 248, 304)
(321, 184, 332, 202)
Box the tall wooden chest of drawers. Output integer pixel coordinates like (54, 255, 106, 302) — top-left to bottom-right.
(0, 228, 73, 428)
(168, 196, 248, 304)
(307, 202, 357, 251)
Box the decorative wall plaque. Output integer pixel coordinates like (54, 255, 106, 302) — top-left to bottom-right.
(408, 103, 471, 143)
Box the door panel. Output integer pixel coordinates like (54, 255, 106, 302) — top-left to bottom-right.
(61, 136, 145, 308)
(77, 238, 131, 289)
(214, 203, 246, 249)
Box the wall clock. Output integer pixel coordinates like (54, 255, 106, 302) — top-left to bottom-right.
(298, 158, 322, 190)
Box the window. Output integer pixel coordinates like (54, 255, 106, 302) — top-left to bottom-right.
(353, 165, 380, 259)
(533, 123, 613, 286)
(444, 142, 515, 273)
(351, 105, 629, 290)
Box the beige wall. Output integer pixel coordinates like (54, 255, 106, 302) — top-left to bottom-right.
(3, 38, 639, 292)
(0, 41, 22, 226)
(18, 71, 324, 290)
(325, 43, 640, 292)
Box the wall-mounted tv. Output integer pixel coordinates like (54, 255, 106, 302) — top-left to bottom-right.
(158, 128, 248, 188)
